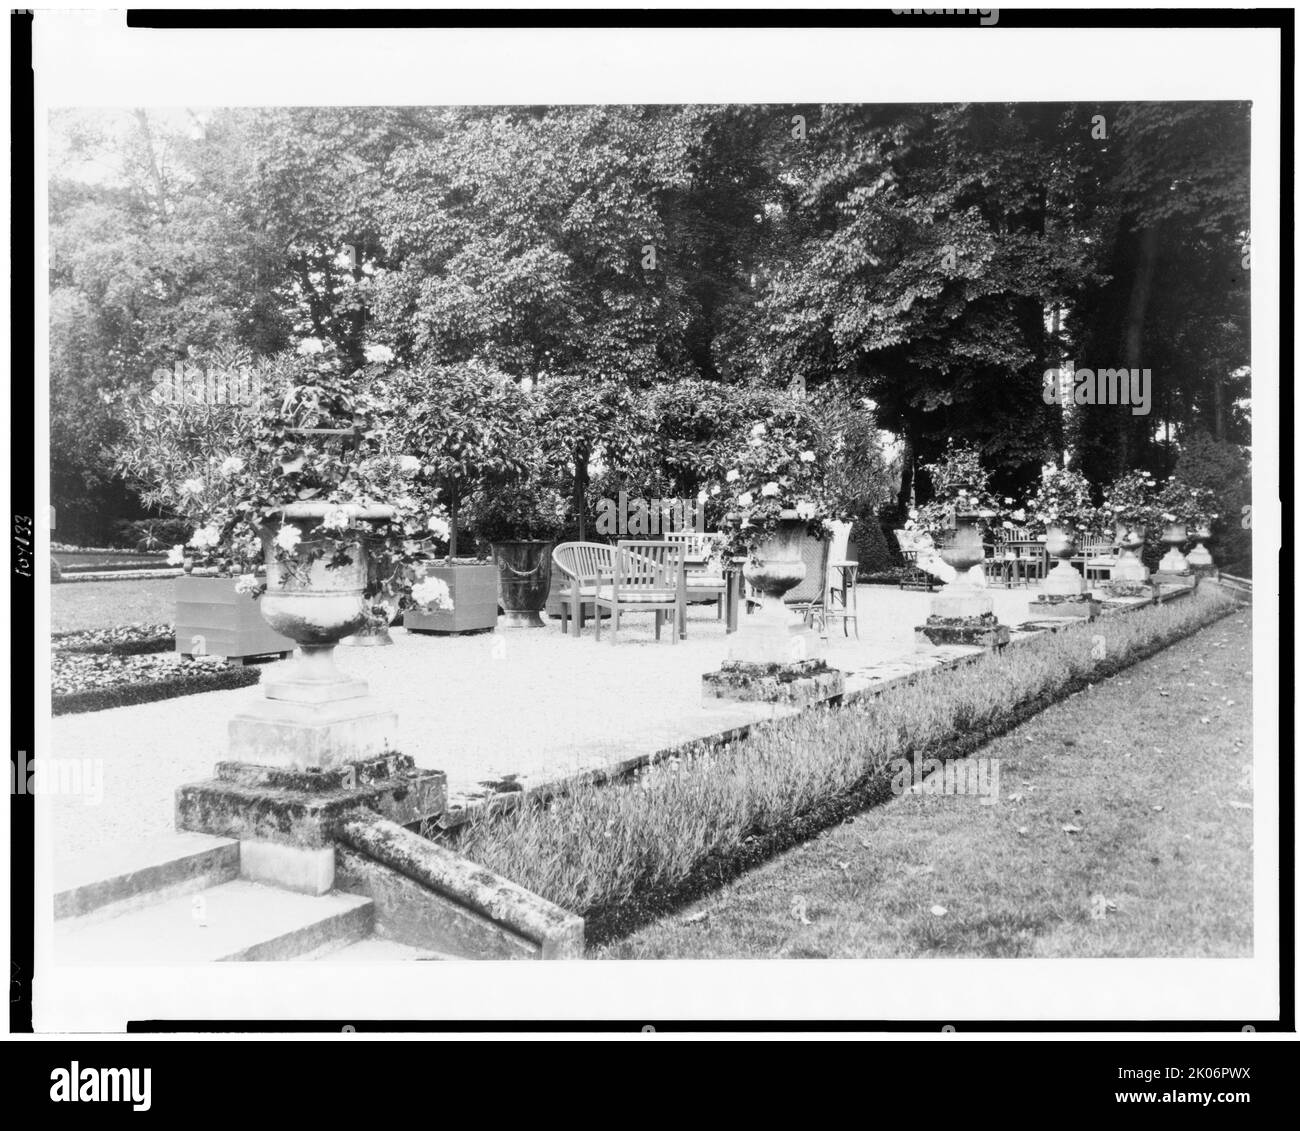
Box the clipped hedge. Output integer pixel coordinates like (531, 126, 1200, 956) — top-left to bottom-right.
(52, 664, 260, 716)
(452, 588, 1240, 936)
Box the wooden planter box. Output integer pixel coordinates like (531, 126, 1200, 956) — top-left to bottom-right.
(175, 575, 294, 664)
(404, 563, 499, 634)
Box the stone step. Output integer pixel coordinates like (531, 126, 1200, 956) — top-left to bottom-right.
(54, 879, 373, 963)
(54, 832, 240, 921)
(304, 936, 446, 962)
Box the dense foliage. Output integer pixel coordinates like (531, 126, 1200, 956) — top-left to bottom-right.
(51, 103, 1250, 568)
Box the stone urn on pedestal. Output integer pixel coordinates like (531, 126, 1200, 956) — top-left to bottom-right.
(703, 512, 844, 706)
(175, 501, 446, 896)
(1157, 522, 1191, 573)
(1029, 523, 1100, 620)
(915, 502, 1010, 648)
(1186, 524, 1216, 573)
(1111, 520, 1150, 583)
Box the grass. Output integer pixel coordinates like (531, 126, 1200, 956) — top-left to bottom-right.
(599, 606, 1252, 959)
(451, 586, 1241, 936)
(50, 576, 175, 634)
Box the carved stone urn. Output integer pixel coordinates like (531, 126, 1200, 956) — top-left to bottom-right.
(1112, 520, 1149, 582)
(1158, 522, 1190, 574)
(1042, 524, 1085, 596)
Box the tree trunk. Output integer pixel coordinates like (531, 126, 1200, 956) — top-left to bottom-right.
(573, 443, 590, 542)
(133, 110, 168, 222)
(1121, 221, 1160, 469)
(897, 433, 915, 513)
(448, 495, 459, 560)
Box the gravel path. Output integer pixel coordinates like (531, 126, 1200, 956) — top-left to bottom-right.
(49, 586, 1041, 861)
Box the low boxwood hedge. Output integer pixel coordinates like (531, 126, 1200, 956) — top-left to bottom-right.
(451, 587, 1241, 939)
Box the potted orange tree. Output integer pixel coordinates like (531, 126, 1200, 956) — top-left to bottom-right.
(468, 477, 567, 629)
(380, 360, 530, 634)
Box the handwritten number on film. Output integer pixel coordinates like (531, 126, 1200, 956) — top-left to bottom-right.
(14, 514, 33, 576)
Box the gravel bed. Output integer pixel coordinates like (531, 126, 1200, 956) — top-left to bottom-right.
(48, 588, 1042, 862)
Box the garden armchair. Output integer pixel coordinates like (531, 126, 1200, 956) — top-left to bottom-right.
(551, 542, 616, 637)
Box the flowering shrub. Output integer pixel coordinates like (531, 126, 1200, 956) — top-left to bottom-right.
(905, 443, 1011, 538)
(1026, 464, 1093, 531)
(709, 393, 833, 555)
(1099, 469, 1158, 532)
(1153, 478, 1219, 530)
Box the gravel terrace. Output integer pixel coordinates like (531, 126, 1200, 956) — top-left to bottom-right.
(49, 585, 1043, 862)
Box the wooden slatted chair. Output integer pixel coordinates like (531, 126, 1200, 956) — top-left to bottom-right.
(894, 528, 936, 591)
(551, 542, 615, 637)
(664, 531, 727, 628)
(594, 541, 687, 644)
(1076, 531, 1117, 586)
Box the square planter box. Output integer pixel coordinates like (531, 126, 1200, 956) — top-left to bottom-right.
(175, 575, 294, 664)
(405, 563, 499, 634)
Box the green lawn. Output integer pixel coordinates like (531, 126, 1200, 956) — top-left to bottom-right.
(50, 577, 176, 634)
(598, 608, 1253, 960)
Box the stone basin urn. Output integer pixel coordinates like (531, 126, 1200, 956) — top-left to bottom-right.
(731, 511, 824, 664)
(1186, 524, 1215, 569)
(1042, 523, 1085, 596)
(255, 501, 395, 702)
(937, 504, 986, 588)
(1158, 521, 1190, 574)
(1112, 520, 1149, 582)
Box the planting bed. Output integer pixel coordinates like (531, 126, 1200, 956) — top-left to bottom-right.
(447, 587, 1240, 945)
(52, 622, 174, 656)
(52, 652, 261, 716)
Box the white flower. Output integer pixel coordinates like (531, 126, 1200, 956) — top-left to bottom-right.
(795, 500, 817, 520)
(398, 454, 422, 475)
(738, 491, 754, 507)
(425, 515, 451, 542)
(166, 544, 185, 565)
(710, 484, 721, 496)
(750, 422, 767, 438)
(761, 482, 779, 497)
(296, 337, 325, 356)
(181, 477, 205, 496)
(725, 468, 740, 483)
(799, 450, 815, 463)
(363, 344, 395, 364)
(274, 525, 302, 553)
(234, 574, 262, 596)
(219, 457, 244, 476)
(321, 507, 351, 531)
(411, 576, 453, 611)
(189, 524, 221, 550)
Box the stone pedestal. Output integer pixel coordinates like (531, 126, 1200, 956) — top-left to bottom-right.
(176, 754, 446, 895)
(1028, 592, 1101, 620)
(1186, 536, 1216, 577)
(703, 563, 845, 704)
(703, 658, 844, 707)
(229, 643, 396, 769)
(1153, 570, 1198, 591)
(1042, 558, 1086, 596)
(1102, 579, 1154, 601)
(915, 576, 1010, 649)
(727, 587, 825, 665)
(1112, 547, 1149, 583)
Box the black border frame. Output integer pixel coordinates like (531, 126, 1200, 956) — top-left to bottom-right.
(12, 5, 1293, 1038)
